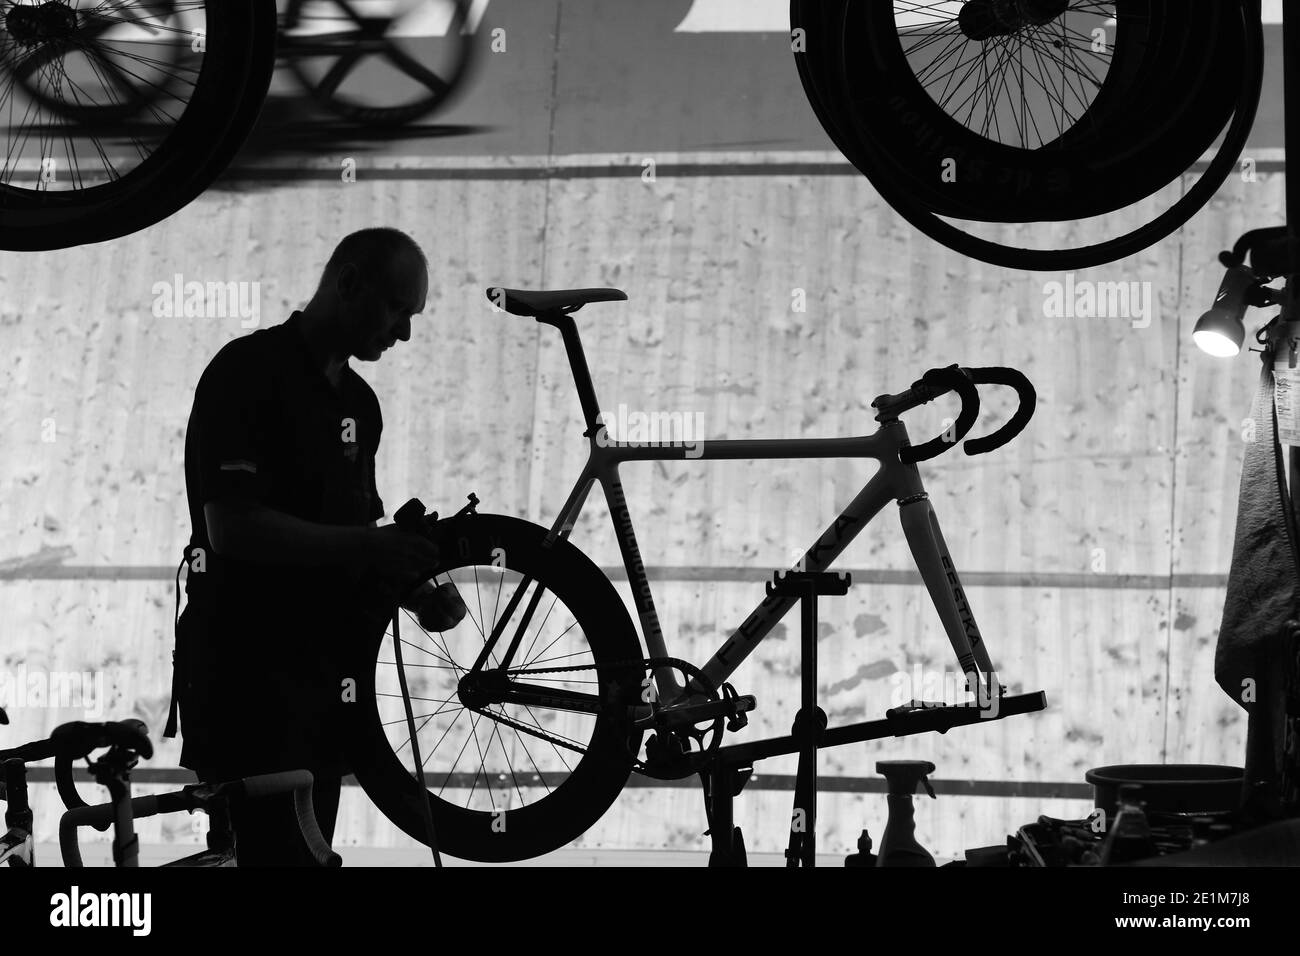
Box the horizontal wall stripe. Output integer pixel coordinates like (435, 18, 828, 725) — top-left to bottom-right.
(217, 163, 862, 182)
(16, 765, 1095, 799)
(0, 564, 1228, 588)
(216, 159, 1284, 183)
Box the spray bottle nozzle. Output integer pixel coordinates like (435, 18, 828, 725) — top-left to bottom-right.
(876, 760, 937, 797)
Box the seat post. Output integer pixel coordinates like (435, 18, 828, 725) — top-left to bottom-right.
(538, 310, 604, 433)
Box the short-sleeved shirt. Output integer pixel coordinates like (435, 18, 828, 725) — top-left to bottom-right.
(176, 311, 385, 778)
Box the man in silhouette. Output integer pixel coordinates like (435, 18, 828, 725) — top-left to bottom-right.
(167, 227, 462, 865)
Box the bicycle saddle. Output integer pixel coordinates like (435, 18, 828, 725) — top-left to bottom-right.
(487, 287, 627, 316)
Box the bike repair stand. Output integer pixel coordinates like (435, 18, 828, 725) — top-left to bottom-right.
(87, 743, 141, 868)
(703, 569, 850, 867)
(779, 569, 849, 867)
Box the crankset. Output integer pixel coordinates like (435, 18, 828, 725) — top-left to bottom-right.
(638, 681, 757, 780)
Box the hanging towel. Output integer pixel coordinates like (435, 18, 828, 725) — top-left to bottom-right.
(1215, 348, 1299, 804)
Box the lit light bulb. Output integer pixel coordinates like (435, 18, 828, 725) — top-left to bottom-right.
(1192, 266, 1255, 358)
(1193, 326, 1243, 358)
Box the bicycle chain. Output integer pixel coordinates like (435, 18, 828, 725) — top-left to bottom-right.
(452, 656, 722, 776)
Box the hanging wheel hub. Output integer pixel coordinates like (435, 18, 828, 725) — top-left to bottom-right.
(5, 1, 79, 47)
(959, 0, 1071, 40)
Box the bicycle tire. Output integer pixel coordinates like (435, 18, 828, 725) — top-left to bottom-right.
(343, 513, 645, 863)
(284, 0, 476, 127)
(792, 0, 1263, 269)
(863, 0, 1263, 271)
(833, 1, 1236, 222)
(792, 0, 1175, 221)
(0, 0, 278, 251)
(826, 0, 1243, 223)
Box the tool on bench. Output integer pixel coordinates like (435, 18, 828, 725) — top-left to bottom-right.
(875, 760, 937, 867)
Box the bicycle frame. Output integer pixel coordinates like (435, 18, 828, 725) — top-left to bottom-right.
(482, 311, 999, 707)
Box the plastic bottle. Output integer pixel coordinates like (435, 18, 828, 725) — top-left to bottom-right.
(844, 829, 878, 867)
(875, 760, 937, 867)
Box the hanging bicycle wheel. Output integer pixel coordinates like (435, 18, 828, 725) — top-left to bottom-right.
(284, 0, 476, 127)
(792, 0, 1263, 269)
(343, 513, 645, 863)
(837, 0, 1243, 223)
(0, 0, 278, 251)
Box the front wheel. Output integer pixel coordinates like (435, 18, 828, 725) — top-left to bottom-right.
(342, 513, 645, 862)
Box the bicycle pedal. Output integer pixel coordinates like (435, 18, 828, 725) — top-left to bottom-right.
(722, 683, 751, 732)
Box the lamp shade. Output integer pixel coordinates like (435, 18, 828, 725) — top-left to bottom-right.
(1193, 311, 1245, 357)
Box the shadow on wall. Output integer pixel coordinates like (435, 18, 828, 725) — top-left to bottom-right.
(216, 93, 493, 177)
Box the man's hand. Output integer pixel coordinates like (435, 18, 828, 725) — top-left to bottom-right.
(363, 524, 440, 579)
(401, 580, 468, 632)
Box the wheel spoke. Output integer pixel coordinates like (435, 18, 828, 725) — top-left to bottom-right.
(893, 1, 1117, 150)
(382, 43, 450, 95)
(314, 49, 363, 98)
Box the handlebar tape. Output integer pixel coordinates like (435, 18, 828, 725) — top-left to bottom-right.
(55, 753, 92, 816)
(291, 786, 343, 867)
(235, 769, 313, 800)
(2, 759, 29, 823)
(58, 794, 163, 868)
(57, 787, 209, 867)
(231, 770, 342, 867)
(900, 365, 981, 464)
(961, 367, 1037, 456)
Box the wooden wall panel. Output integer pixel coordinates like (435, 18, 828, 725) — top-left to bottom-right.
(0, 158, 1273, 857)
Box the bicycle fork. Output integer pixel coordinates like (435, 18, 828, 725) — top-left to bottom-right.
(898, 495, 1001, 703)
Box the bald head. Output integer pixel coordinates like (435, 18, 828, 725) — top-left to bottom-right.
(308, 227, 429, 363)
(317, 227, 427, 297)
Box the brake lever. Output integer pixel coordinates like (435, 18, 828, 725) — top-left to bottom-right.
(960, 367, 1036, 456)
(49, 719, 153, 761)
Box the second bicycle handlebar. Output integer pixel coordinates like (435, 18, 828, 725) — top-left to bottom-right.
(0, 719, 154, 817)
(873, 365, 1036, 463)
(59, 769, 342, 868)
(1, 719, 152, 765)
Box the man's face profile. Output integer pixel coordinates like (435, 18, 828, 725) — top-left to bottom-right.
(337, 252, 429, 362)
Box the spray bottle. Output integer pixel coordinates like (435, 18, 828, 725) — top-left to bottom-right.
(875, 760, 937, 867)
